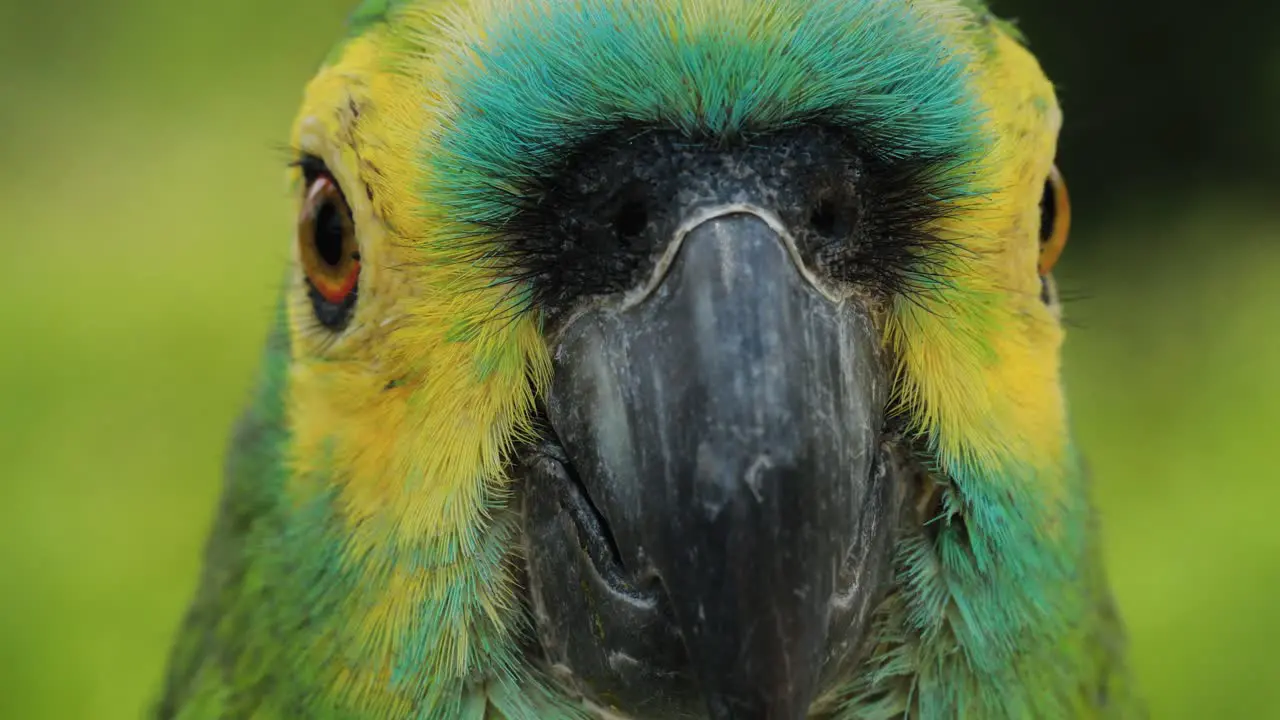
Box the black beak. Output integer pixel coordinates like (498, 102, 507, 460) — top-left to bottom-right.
(523, 208, 898, 719)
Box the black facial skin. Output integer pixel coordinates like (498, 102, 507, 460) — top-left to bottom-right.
(486, 125, 963, 325)
(502, 125, 950, 720)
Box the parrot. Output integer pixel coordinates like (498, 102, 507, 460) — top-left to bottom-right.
(156, 0, 1140, 718)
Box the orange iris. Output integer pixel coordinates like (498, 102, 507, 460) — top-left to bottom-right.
(1038, 164, 1070, 276)
(298, 174, 359, 303)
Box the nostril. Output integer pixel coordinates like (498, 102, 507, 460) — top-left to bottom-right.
(613, 199, 649, 241)
(809, 197, 839, 236)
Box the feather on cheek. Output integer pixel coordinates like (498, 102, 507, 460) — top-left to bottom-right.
(890, 31, 1069, 489)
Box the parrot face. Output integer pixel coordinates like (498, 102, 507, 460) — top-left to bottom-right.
(160, 1, 1135, 719)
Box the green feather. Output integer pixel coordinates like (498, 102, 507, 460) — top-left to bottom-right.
(959, 0, 1027, 46)
(421, 0, 990, 236)
(159, 3, 1136, 717)
(156, 302, 293, 717)
(326, 0, 410, 64)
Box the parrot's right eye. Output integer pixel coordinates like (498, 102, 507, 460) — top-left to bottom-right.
(1038, 164, 1070, 276)
(296, 161, 359, 331)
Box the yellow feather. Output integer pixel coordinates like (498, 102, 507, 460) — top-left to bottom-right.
(280, 3, 1069, 704)
(889, 31, 1068, 498)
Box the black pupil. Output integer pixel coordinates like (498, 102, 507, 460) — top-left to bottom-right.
(1039, 179, 1056, 244)
(315, 200, 346, 266)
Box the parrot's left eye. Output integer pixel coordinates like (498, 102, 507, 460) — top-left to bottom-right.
(1038, 164, 1070, 275)
(297, 162, 359, 331)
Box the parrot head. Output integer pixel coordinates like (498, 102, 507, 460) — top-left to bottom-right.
(166, 0, 1132, 718)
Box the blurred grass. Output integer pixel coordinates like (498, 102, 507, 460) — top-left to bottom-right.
(0, 1, 1277, 718)
(1061, 200, 1280, 716)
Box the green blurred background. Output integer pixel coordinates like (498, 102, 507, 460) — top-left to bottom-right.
(1, 0, 1276, 717)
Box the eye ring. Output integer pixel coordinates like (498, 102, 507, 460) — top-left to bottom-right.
(1038, 164, 1070, 276)
(298, 171, 359, 330)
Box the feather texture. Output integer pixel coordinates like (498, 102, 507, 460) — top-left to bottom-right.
(158, 1, 1138, 717)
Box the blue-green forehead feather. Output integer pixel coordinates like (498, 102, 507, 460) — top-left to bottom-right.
(424, 0, 992, 228)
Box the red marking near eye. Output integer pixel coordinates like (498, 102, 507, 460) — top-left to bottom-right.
(310, 259, 360, 304)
